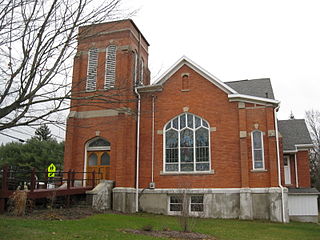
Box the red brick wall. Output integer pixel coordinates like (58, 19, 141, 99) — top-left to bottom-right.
(297, 151, 311, 188)
(64, 114, 137, 187)
(64, 20, 149, 188)
(139, 65, 279, 189)
(65, 20, 308, 191)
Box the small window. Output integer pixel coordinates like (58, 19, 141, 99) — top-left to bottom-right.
(252, 130, 264, 169)
(89, 138, 110, 147)
(182, 74, 189, 90)
(133, 51, 138, 86)
(105, 45, 117, 89)
(169, 195, 204, 214)
(101, 152, 110, 165)
(169, 196, 182, 212)
(88, 153, 98, 166)
(86, 48, 98, 91)
(139, 58, 144, 85)
(190, 195, 204, 212)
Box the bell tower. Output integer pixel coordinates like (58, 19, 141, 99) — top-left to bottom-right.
(64, 19, 150, 187)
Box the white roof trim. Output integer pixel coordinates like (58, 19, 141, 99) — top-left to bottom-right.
(154, 56, 237, 94)
(228, 93, 280, 105)
(284, 144, 313, 153)
(284, 150, 298, 153)
(295, 144, 314, 148)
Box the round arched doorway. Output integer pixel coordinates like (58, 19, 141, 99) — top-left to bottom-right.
(86, 137, 111, 180)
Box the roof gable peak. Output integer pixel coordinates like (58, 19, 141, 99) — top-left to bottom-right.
(154, 56, 237, 94)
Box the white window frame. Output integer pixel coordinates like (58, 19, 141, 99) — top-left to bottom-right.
(284, 155, 291, 185)
(163, 113, 211, 173)
(251, 130, 265, 170)
(168, 195, 204, 215)
(189, 195, 204, 213)
(168, 195, 183, 215)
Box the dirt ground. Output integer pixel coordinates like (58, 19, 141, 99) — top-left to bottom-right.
(123, 229, 216, 240)
(6, 206, 101, 220)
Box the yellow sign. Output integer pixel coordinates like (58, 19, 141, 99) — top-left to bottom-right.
(48, 163, 56, 177)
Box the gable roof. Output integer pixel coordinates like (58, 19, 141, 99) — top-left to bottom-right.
(154, 56, 237, 94)
(225, 78, 275, 100)
(278, 119, 313, 151)
(149, 56, 279, 105)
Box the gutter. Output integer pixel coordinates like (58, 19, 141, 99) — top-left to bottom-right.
(229, 93, 280, 105)
(294, 154, 299, 188)
(274, 105, 286, 223)
(134, 86, 141, 213)
(135, 33, 142, 212)
(151, 96, 155, 183)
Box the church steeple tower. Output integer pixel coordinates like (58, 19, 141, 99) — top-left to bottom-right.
(64, 19, 149, 188)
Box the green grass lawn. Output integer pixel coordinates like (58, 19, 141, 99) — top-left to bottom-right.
(0, 212, 319, 240)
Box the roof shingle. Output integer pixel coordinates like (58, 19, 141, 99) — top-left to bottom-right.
(225, 78, 275, 99)
(278, 119, 313, 151)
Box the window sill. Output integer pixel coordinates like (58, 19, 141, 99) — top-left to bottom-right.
(160, 170, 214, 176)
(181, 89, 190, 92)
(83, 88, 115, 93)
(250, 169, 268, 173)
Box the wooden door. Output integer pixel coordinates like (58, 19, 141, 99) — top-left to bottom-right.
(87, 151, 111, 180)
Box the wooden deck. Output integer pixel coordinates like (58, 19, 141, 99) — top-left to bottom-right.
(0, 166, 100, 213)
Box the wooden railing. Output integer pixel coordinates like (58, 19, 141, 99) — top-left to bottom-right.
(0, 165, 102, 213)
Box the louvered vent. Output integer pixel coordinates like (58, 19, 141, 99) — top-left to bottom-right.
(86, 48, 98, 91)
(105, 45, 117, 89)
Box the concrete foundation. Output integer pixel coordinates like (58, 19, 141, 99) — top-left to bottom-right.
(86, 180, 114, 211)
(112, 187, 289, 222)
(289, 215, 319, 223)
(112, 187, 136, 213)
(240, 188, 253, 220)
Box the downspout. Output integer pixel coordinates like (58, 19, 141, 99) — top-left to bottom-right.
(134, 86, 141, 212)
(151, 96, 155, 183)
(135, 33, 142, 212)
(274, 105, 286, 223)
(294, 153, 299, 188)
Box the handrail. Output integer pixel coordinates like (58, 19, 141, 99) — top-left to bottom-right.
(0, 166, 102, 192)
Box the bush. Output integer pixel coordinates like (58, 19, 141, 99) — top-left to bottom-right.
(141, 225, 153, 231)
(8, 190, 27, 216)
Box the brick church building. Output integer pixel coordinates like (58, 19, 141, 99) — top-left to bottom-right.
(64, 19, 318, 222)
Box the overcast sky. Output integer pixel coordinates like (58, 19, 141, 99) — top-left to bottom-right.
(1, 0, 319, 144)
(126, 0, 320, 120)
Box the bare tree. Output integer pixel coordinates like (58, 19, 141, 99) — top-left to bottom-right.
(305, 110, 320, 190)
(0, 0, 127, 131)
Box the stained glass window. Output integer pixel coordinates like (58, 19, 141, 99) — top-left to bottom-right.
(88, 153, 98, 166)
(252, 131, 264, 169)
(101, 152, 110, 165)
(164, 113, 210, 172)
(89, 138, 110, 147)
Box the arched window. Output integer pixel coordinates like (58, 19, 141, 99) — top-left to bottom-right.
(86, 48, 98, 91)
(88, 138, 110, 148)
(87, 137, 110, 151)
(164, 113, 210, 172)
(133, 51, 138, 86)
(251, 130, 264, 169)
(105, 45, 117, 89)
(138, 57, 144, 86)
